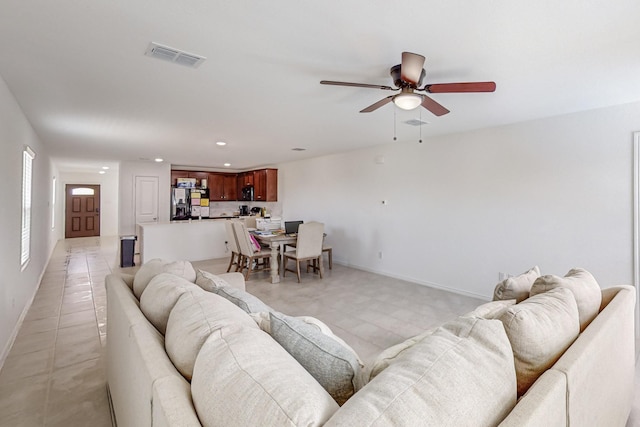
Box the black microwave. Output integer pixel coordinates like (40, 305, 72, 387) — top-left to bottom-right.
(241, 185, 254, 201)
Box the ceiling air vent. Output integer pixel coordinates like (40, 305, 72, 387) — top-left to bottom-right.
(145, 42, 206, 68)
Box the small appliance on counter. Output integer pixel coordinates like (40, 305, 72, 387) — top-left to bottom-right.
(239, 205, 250, 216)
(250, 207, 262, 215)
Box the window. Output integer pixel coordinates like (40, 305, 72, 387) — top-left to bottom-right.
(21, 146, 35, 269)
(71, 187, 95, 196)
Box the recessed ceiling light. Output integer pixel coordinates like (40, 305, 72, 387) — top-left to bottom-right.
(155, 158, 164, 162)
(223, 163, 231, 167)
(99, 170, 106, 175)
(216, 141, 227, 146)
(102, 166, 109, 170)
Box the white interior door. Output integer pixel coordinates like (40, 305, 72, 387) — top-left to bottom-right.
(135, 176, 159, 255)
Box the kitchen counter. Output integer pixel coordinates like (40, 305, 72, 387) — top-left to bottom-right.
(138, 219, 229, 263)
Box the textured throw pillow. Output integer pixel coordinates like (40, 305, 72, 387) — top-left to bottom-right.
(463, 299, 517, 319)
(269, 312, 363, 405)
(368, 328, 436, 381)
(139, 273, 201, 334)
(165, 289, 258, 380)
(499, 287, 580, 396)
(529, 268, 601, 331)
(213, 285, 273, 314)
(493, 266, 540, 303)
(192, 326, 339, 426)
(324, 317, 517, 427)
(194, 269, 231, 292)
(133, 259, 196, 299)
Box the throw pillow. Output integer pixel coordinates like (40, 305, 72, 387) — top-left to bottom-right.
(368, 328, 436, 381)
(213, 285, 273, 314)
(498, 287, 580, 396)
(139, 273, 201, 334)
(269, 312, 363, 405)
(324, 317, 517, 427)
(493, 266, 540, 303)
(133, 258, 196, 299)
(463, 299, 517, 319)
(165, 289, 258, 380)
(194, 269, 230, 292)
(529, 268, 601, 331)
(192, 326, 339, 426)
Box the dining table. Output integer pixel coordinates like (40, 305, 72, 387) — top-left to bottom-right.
(252, 232, 297, 283)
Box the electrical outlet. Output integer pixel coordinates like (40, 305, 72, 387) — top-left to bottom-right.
(378, 251, 383, 260)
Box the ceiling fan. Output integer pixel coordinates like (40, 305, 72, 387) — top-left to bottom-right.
(320, 52, 496, 116)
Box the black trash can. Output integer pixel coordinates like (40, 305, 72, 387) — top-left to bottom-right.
(120, 235, 137, 268)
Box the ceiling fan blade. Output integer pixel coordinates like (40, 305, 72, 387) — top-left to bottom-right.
(421, 95, 450, 116)
(320, 80, 395, 91)
(401, 52, 425, 86)
(360, 96, 394, 113)
(424, 82, 496, 93)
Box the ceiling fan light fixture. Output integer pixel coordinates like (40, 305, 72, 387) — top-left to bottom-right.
(393, 93, 422, 110)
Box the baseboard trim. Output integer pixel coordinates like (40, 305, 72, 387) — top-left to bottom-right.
(333, 258, 490, 301)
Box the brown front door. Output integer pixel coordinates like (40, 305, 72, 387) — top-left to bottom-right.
(65, 184, 101, 238)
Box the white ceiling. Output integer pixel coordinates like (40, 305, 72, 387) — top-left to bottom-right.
(1, 1, 639, 173)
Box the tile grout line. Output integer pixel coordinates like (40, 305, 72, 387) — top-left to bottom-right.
(41, 249, 69, 427)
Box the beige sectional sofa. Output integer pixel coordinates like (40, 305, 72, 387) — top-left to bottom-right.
(105, 260, 636, 426)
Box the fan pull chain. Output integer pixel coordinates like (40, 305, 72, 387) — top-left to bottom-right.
(393, 106, 397, 141)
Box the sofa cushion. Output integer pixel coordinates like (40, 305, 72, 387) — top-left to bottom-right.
(165, 289, 258, 380)
(194, 269, 230, 292)
(529, 268, 601, 331)
(493, 266, 540, 303)
(324, 316, 517, 427)
(368, 299, 515, 382)
(368, 328, 435, 381)
(191, 326, 339, 427)
(133, 259, 196, 299)
(213, 285, 273, 314)
(464, 299, 517, 319)
(139, 273, 201, 335)
(499, 287, 580, 396)
(269, 312, 363, 405)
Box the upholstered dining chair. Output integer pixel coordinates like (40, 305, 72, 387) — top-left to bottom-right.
(224, 221, 242, 272)
(232, 221, 271, 280)
(283, 221, 324, 283)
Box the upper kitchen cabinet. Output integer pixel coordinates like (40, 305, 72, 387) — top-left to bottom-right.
(254, 168, 278, 202)
(171, 170, 209, 187)
(208, 173, 238, 201)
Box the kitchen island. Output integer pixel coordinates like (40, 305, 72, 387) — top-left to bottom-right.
(138, 218, 233, 264)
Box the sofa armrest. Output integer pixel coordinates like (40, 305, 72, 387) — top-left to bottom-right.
(120, 273, 135, 290)
(552, 285, 636, 427)
(217, 272, 245, 292)
(498, 370, 566, 427)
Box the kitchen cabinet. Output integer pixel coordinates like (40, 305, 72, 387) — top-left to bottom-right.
(237, 172, 254, 199)
(208, 173, 238, 201)
(253, 168, 278, 202)
(171, 170, 209, 187)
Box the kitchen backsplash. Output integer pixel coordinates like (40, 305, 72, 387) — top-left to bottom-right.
(207, 201, 282, 218)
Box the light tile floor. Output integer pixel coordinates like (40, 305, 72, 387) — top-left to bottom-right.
(0, 236, 638, 426)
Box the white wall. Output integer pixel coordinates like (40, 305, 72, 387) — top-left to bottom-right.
(279, 101, 640, 299)
(118, 161, 171, 235)
(59, 170, 119, 236)
(0, 76, 57, 363)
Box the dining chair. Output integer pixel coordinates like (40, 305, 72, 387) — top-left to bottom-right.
(283, 221, 324, 283)
(233, 221, 271, 280)
(224, 221, 242, 272)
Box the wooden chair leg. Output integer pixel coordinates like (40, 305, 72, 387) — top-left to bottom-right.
(244, 256, 253, 281)
(296, 260, 301, 283)
(328, 248, 332, 270)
